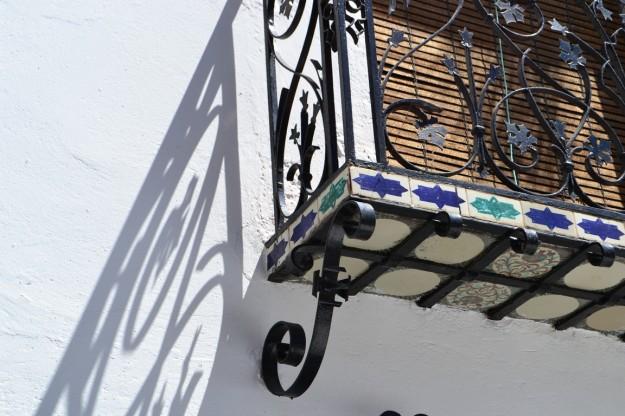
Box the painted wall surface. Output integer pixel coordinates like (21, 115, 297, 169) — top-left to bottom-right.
(2, 0, 625, 415)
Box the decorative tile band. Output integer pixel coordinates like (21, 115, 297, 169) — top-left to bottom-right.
(266, 165, 625, 274)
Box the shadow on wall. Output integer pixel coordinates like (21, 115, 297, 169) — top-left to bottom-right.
(34, 0, 250, 414)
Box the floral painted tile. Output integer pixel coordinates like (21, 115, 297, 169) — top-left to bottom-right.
(316, 168, 350, 224)
(442, 281, 518, 311)
(288, 201, 319, 250)
(574, 212, 625, 246)
(409, 179, 465, 214)
(266, 231, 289, 273)
(522, 201, 577, 238)
(489, 246, 562, 279)
(465, 190, 523, 227)
(350, 167, 411, 206)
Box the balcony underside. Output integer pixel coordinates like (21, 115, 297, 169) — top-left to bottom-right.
(266, 163, 625, 339)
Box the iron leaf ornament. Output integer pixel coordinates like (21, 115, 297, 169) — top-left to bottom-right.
(388, 0, 411, 15)
(592, 0, 614, 21)
(550, 120, 567, 140)
(586, 135, 613, 166)
(389, 29, 406, 47)
(289, 126, 300, 144)
(279, 0, 294, 18)
(418, 124, 447, 149)
(495, 1, 526, 24)
(488, 64, 502, 80)
(549, 18, 568, 34)
(559, 40, 587, 69)
(505, 122, 537, 154)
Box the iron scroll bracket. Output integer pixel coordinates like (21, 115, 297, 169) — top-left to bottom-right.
(261, 200, 377, 398)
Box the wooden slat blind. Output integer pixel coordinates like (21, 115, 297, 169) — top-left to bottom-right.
(373, 0, 625, 211)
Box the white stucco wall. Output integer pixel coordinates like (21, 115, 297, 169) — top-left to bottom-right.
(3, 1, 625, 415)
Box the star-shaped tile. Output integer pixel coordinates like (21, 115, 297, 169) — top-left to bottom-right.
(413, 184, 465, 209)
(578, 218, 624, 241)
(354, 173, 408, 198)
(526, 207, 573, 231)
(267, 239, 288, 269)
(291, 211, 317, 243)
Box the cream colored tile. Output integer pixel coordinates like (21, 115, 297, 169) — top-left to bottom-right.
(350, 167, 411, 206)
(521, 201, 577, 237)
(409, 178, 464, 214)
(575, 212, 625, 246)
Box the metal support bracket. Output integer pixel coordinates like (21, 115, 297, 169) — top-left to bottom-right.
(261, 200, 376, 398)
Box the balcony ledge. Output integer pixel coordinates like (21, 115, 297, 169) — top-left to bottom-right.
(265, 162, 625, 339)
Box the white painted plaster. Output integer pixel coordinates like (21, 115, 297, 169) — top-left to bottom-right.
(2, 0, 625, 415)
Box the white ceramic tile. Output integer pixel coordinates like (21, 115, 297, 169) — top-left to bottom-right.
(465, 189, 524, 227)
(350, 167, 411, 206)
(456, 187, 469, 217)
(521, 201, 577, 238)
(409, 179, 464, 214)
(574, 212, 625, 246)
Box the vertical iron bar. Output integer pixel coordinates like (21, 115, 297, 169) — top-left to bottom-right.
(333, 0, 356, 161)
(263, 0, 281, 231)
(317, 0, 340, 176)
(362, 0, 387, 164)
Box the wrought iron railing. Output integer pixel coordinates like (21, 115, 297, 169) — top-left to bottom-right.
(264, 0, 625, 229)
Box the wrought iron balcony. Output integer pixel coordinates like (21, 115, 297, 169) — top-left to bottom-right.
(261, 0, 625, 399)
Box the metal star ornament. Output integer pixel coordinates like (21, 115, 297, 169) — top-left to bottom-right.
(459, 27, 473, 48)
(442, 55, 459, 75)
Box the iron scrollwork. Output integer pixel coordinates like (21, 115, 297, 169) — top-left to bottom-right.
(379, 0, 625, 212)
(261, 201, 376, 398)
(265, 0, 373, 229)
(265, 0, 336, 228)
